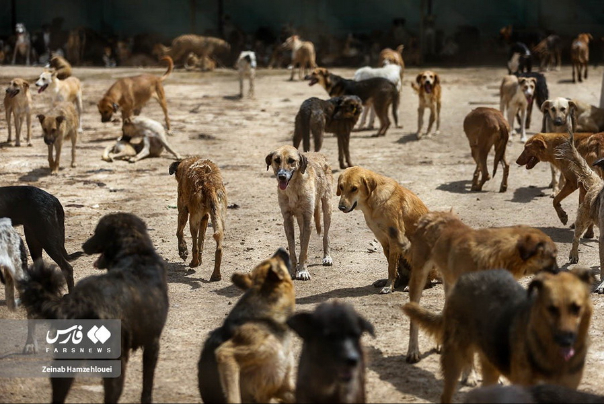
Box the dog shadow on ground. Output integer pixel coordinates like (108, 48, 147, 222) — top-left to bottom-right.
(295, 284, 382, 305)
(435, 179, 472, 194)
(223, 95, 243, 101)
(557, 79, 576, 84)
(509, 185, 549, 203)
(164, 261, 210, 290)
(535, 225, 577, 244)
(18, 167, 50, 182)
(395, 133, 419, 144)
(213, 282, 245, 299)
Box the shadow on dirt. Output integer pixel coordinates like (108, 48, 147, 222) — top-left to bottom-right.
(510, 185, 549, 203)
(395, 133, 419, 144)
(165, 262, 212, 290)
(295, 284, 385, 305)
(436, 180, 471, 194)
(212, 282, 244, 299)
(18, 167, 50, 182)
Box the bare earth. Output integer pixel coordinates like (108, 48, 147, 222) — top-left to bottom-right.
(0, 64, 603, 403)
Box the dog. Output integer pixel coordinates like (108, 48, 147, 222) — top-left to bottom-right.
(11, 23, 32, 65)
(405, 210, 559, 364)
(19, 212, 169, 403)
(515, 71, 548, 131)
(464, 384, 604, 404)
(574, 99, 604, 133)
(265, 145, 333, 280)
(281, 35, 317, 81)
(507, 42, 532, 74)
(500, 75, 536, 142)
(293, 95, 362, 169)
(37, 102, 79, 175)
(97, 56, 173, 131)
(287, 300, 375, 403)
(353, 63, 402, 130)
(65, 27, 85, 66)
(337, 166, 429, 294)
(532, 34, 562, 72)
(307, 67, 399, 137)
(0, 218, 28, 311)
(411, 70, 442, 139)
(47, 54, 72, 79)
(571, 33, 593, 83)
(463, 107, 510, 192)
(184, 52, 216, 71)
(153, 34, 230, 66)
(236, 50, 256, 98)
(378, 45, 405, 70)
(197, 248, 296, 403)
(35, 69, 83, 132)
(403, 267, 593, 404)
(169, 157, 227, 281)
(4, 78, 33, 147)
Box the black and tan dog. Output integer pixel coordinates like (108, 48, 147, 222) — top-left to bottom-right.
(198, 248, 296, 403)
(306, 67, 399, 137)
(293, 95, 363, 169)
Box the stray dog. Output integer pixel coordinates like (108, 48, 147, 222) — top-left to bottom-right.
(11, 23, 32, 65)
(35, 69, 83, 132)
(405, 210, 559, 364)
(533, 34, 562, 72)
(515, 71, 548, 131)
(571, 33, 593, 83)
(292, 95, 362, 169)
(153, 34, 230, 66)
(287, 301, 375, 403)
(307, 67, 399, 137)
(574, 98, 604, 133)
(281, 35, 317, 81)
(37, 102, 79, 175)
(265, 145, 333, 280)
(0, 218, 28, 311)
(47, 54, 72, 79)
(463, 107, 510, 192)
(169, 157, 227, 281)
(507, 42, 532, 74)
(19, 212, 169, 404)
(378, 45, 405, 69)
(197, 248, 296, 403)
(97, 56, 173, 131)
(184, 52, 216, 71)
(337, 166, 429, 294)
(500, 75, 536, 142)
(236, 50, 256, 98)
(464, 384, 604, 404)
(353, 63, 402, 130)
(4, 78, 32, 146)
(411, 70, 442, 138)
(403, 267, 593, 404)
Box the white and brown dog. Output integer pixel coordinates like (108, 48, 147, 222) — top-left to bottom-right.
(353, 63, 402, 130)
(411, 70, 442, 139)
(35, 69, 83, 132)
(11, 23, 32, 66)
(3, 78, 32, 147)
(281, 35, 317, 81)
(236, 51, 256, 98)
(500, 75, 536, 142)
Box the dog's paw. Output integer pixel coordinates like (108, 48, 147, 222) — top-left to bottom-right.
(568, 253, 579, 264)
(22, 342, 38, 355)
(461, 369, 479, 387)
(559, 212, 569, 225)
(295, 269, 311, 281)
(405, 351, 421, 364)
(379, 286, 393, 294)
(178, 244, 188, 261)
(322, 255, 333, 266)
(373, 278, 388, 288)
(595, 281, 604, 294)
(209, 272, 222, 282)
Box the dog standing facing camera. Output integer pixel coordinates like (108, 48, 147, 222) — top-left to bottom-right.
(500, 75, 536, 142)
(35, 69, 83, 132)
(37, 102, 79, 175)
(411, 70, 442, 139)
(4, 78, 32, 147)
(236, 50, 256, 98)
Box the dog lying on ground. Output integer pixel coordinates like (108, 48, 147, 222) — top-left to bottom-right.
(411, 70, 442, 139)
(337, 166, 429, 294)
(4, 78, 32, 147)
(281, 35, 317, 81)
(353, 63, 402, 130)
(97, 56, 173, 131)
(236, 51, 256, 98)
(574, 99, 604, 133)
(532, 34, 562, 72)
(37, 102, 79, 175)
(307, 67, 399, 137)
(571, 33, 593, 83)
(153, 34, 230, 66)
(265, 145, 333, 280)
(463, 107, 510, 192)
(500, 75, 536, 142)
(19, 212, 169, 403)
(464, 384, 604, 403)
(198, 248, 296, 403)
(11, 23, 32, 65)
(403, 267, 593, 403)
(169, 157, 227, 281)
(47, 54, 72, 79)
(35, 69, 83, 132)
(184, 52, 216, 71)
(0, 218, 28, 311)
(293, 95, 362, 169)
(507, 42, 532, 74)
(287, 300, 375, 403)
(405, 210, 559, 364)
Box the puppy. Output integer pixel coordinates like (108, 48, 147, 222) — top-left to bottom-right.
(405, 210, 559, 363)
(287, 301, 375, 403)
(97, 56, 173, 131)
(11, 23, 32, 65)
(35, 69, 83, 132)
(411, 70, 442, 138)
(236, 50, 256, 98)
(353, 63, 402, 130)
(281, 35, 317, 81)
(574, 98, 604, 133)
(169, 157, 227, 281)
(571, 33, 593, 83)
(500, 75, 536, 142)
(463, 107, 510, 192)
(47, 54, 72, 79)
(0, 218, 27, 311)
(265, 145, 333, 280)
(337, 166, 429, 294)
(403, 267, 593, 404)
(3, 78, 32, 146)
(292, 95, 362, 169)
(198, 248, 296, 403)
(307, 67, 399, 137)
(507, 42, 532, 74)
(37, 102, 79, 175)
(464, 384, 604, 404)
(19, 213, 169, 404)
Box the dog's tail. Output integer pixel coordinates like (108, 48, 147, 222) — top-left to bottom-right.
(18, 260, 66, 319)
(401, 302, 444, 343)
(492, 117, 510, 178)
(555, 126, 601, 191)
(160, 56, 174, 81)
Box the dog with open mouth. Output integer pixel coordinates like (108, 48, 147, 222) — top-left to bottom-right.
(411, 70, 442, 139)
(35, 69, 83, 132)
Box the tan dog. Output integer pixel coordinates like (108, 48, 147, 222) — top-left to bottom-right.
(3, 78, 32, 147)
(265, 145, 333, 280)
(405, 210, 559, 364)
(463, 107, 510, 192)
(337, 166, 429, 294)
(574, 99, 604, 133)
(97, 56, 173, 131)
(169, 157, 227, 281)
(37, 102, 79, 174)
(411, 70, 442, 138)
(35, 70, 83, 132)
(281, 35, 317, 81)
(378, 45, 405, 70)
(500, 75, 536, 142)
(403, 267, 593, 403)
(47, 54, 72, 79)
(184, 52, 216, 71)
(197, 248, 296, 403)
(153, 34, 230, 66)
(571, 33, 593, 83)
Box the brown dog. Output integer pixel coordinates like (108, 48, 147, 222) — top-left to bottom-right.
(153, 34, 230, 66)
(463, 107, 510, 192)
(403, 267, 593, 403)
(574, 99, 604, 133)
(97, 56, 173, 131)
(197, 248, 296, 403)
(411, 70, 442, 138)
(47, 54, 72, 79)
(337, 166, 429, 294)
(571, 33, 593, 83)
(169, 157, 227, 281)
(405, 210, 559, 364)
(378, 45, 405, 70)
(37, 102, 79, 174)
(3, 78, 32, 147)
(281, 35, 317, 81)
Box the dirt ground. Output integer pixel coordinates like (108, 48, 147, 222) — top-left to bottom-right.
(0, 62, 604, 403)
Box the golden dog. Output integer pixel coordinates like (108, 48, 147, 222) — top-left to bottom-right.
(571, 33, 592, 83)
(37, 102, 79, 174)
(281, 35, 317, 81)
(411, 70, 442, 138)
(3, 78, 32, 147)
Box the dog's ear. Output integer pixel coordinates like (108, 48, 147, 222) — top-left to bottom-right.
(568, 100, 578, 132)
(55, 116, 66, 125)
(168, 161, 181, 175)
(527, 274, 545, 297)
(36, 114, 45, 124)
(358, 315, 375, 337)
(532, 137, 547, 150)
(265, 152, 274, 171)
(416, 74, 422, 84)
(540, 99, 552, 113)
(434, 73, 440, 85)
(231, 272, 253, 290)
(517, 233, 545, 261)
(287, 312, 315, 340)
(272, 247, 292, 275)
(298, 151, 308, 174)
(336, 174, 343, 196)
(588, 33, 593, 41)
(112, 103, 120, 113)
(361, 174, 378, 196)
(571, 265, 596, 286)
(22, 81, 29, 89)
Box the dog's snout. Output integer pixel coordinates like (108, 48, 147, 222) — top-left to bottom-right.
(549, 260, 559, 273)
(343, 340, 360, 366)
(554, 331, 576, 347)
(553, 117, 564, 126)
(338, 204, 348, 212)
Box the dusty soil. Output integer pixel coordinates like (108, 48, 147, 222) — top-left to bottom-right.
(0, 63, 603, 403)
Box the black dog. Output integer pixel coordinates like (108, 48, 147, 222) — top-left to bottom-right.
(19, 212, 169, 404)
(507, 42, 532, 74)
(293, 96, 363, 169)
(0, 186, 82, 292)
(288, 301, 375, 403)
(515, 71, 549, 131)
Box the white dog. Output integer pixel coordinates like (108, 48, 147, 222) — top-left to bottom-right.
(35, 70, 83, 132)
(353, 63, 402, 129)
(0, 218, 27, 311)
(499, 75, 536, 142)
(236, 51, 256, 98)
